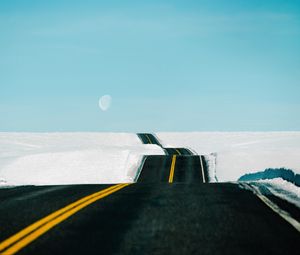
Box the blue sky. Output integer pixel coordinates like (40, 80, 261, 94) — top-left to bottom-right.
(1, 0, 300, 131)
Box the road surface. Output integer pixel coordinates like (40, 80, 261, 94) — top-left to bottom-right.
(136, 133, 208, 183)
(0, 184, 299, 255)
(0, 133, 299, 254)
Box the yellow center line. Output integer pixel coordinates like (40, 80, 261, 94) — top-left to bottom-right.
(0, 183, 130, 255)
(168, 155, 177, 183)
(175, 149, 181, 155)
(145, 134, 152, 144)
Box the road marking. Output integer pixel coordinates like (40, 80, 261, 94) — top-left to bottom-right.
(175, 149, 181, 155)
(168, 155, 177, 183)
(134, 156, 147, 182)
(242, 183, 300, 233)
(145, 134, 152, 144)
(184, 148, 192, 155)
(199, 156, 206, 183)
(0, 183, 130, 255)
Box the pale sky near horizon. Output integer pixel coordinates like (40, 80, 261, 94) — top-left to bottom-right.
(1, 0, 300, 132)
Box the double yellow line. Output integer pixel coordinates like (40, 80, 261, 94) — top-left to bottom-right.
(0, 183, 130, 255)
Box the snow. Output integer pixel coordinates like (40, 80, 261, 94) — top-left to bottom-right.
(157, 132, 300, 207)
(1, 131, 300, 200)
(252, 178, 300, 209)
(156, 132, 300, 182)
(0, 133, 164, 186)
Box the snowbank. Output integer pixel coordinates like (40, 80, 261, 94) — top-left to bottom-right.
(0, 133, 164, 186)
(156, 132, 300, 182)
(246, 178, 300, 209)
(1, 132, 300, 187)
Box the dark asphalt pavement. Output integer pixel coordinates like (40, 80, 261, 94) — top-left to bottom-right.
(164, 147, 193, 156)
(137, 133, 194, 156)
(0, 133, 298, 254)
(0, 183, 299, 255)
(137, 133, 163, 146)
(137, 155, 206, 183)
(136, 133, 209, 183)
(0, 185, 111, 243)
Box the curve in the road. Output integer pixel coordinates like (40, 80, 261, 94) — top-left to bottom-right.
(137, 133, 208, 183)
(0, 133, 298, 254)
(137, 133, 163, 146)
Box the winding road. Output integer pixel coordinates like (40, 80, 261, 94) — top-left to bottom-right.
(0, 133, 299, 254)
(136, 133, 208, 183)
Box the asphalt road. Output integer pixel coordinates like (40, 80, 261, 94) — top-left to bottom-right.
(136, 133, 208, 183)
(137, 133, 163, 146)
(164, 147, 193, 156)
(0, 133, 299, 254)
(136, 155, 207, 183)
(0, 183, 299, 255)
(137, 133, 193, 156)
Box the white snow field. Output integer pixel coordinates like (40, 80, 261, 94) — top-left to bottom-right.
(156, 132, 300, 208)
(0, 132, 300, 190)
(0, 133, 164, 186)
(156, 132, 300, 182)
(1, 132, 299, 209)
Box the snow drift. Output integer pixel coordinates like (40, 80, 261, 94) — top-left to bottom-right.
(156, 132, 300, 182)
(0, 133, 164, 186)
(1, 132, 300, 188)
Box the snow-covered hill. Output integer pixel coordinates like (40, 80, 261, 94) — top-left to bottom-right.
(0, 133, 164, 185)
(0, 132, 300, 187)
(156, 132, 300, 182)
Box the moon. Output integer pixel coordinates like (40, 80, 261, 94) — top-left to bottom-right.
(99, 95, 112, 111)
